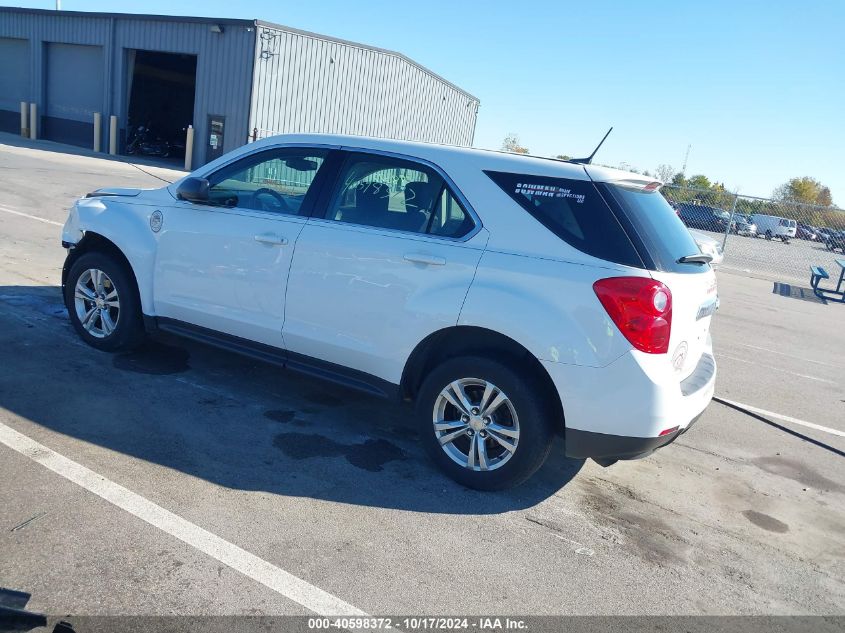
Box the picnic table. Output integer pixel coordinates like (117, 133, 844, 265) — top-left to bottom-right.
(810, 258, 845, 303)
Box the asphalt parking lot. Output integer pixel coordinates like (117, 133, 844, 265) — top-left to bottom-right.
(0, 134, 843, 623)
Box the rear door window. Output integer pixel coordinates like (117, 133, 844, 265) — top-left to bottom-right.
(484, 171, 642, 268)
(325, 153, 475, 238)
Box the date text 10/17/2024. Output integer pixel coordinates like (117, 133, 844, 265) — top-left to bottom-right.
(307, 617, 529, 631)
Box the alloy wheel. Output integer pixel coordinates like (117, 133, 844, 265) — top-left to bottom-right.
(74, 268, 120, 339)
(432, 378, 520, 472)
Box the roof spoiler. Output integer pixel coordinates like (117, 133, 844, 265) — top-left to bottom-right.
(613, 179, 663, 192)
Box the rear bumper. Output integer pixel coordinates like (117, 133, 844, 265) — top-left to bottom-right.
(542, 344, 716, 462)
(565, 410, 704, 461)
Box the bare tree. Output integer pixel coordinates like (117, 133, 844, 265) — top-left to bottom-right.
(501, 133, 529, 154)
(655, 164, 675, 184)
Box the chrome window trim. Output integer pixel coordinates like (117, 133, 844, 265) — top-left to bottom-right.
(176, 142, 482, 243)
(304, 216, 487, 247)
(194, 143, 342, 181)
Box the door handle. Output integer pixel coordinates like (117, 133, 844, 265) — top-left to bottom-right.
(254, 233, 288, 246)
(403, 253, 446, 266)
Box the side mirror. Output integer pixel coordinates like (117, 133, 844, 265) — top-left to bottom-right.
(176, 177, 210, 203)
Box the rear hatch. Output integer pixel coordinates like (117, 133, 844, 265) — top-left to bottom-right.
(482, 164, 718, 382)
(593, 173, 717, 380)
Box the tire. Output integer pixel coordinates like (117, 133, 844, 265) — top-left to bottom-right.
(64, 251, 145, 352)
(765, 230, 772, 240)
(415, 355, 555, 490)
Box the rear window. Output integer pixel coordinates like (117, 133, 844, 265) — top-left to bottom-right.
(599, 183, 707, 274)
(484, 171, 642, 268)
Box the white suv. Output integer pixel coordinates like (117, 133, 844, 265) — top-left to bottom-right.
(61, 134, 717, 490)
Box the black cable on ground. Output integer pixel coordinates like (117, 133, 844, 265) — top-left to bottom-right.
(121, 159, 174, 184)
(713, 396, 845, 458)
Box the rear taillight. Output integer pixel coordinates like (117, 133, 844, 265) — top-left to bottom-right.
(593, 277, 673, 354)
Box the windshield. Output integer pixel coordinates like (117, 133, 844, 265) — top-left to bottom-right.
(600, 184, 708, 273)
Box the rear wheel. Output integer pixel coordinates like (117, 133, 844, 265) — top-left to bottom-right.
(765, 230, 773, 240)
(416, 356, 555, 490)
(65, 251, 145, 352)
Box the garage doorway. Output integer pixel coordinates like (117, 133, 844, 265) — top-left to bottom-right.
(126, 50, 196, 162)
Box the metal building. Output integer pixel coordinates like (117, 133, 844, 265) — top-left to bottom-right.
(0, 7, 479, 167)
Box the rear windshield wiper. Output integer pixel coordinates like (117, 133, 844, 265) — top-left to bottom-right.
(677, 253, 713, 264)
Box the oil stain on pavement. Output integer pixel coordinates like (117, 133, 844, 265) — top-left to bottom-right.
(113, 340, 190, 375)
(742, 510, 790, 533)
(264, 409, 309, 427)
(273, 432, 406, 472)
(754, 456, 845, 494)
(265, 410, 296, 423)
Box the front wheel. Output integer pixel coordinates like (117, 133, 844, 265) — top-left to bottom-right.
(64, 251, 145, 352)
(416, 356, 555, 490)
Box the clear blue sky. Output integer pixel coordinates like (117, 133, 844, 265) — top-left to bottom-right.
(14, 0, 845, 203)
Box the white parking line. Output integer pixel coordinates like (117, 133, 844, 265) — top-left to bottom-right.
(717, 397, 845, 438)
(0, 205, 64, 227)
(718, 353, 836, 384)
(731, 342, 843, 369)
(0, 420, 367, 616)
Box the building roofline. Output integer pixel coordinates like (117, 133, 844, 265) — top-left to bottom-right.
(255, 19, 479, 103)
(0, 7, 480, 103)
(0, 6, 255, 26)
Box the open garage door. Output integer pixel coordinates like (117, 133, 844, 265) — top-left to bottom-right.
(126, 50, 196, 162)
(44, 42, 103, 147)
(0, 38, 30, 134)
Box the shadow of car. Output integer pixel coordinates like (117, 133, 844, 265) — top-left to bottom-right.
(0, 284, 585, 514)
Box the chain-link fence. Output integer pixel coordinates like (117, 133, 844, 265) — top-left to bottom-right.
(662, 185, 845, 283)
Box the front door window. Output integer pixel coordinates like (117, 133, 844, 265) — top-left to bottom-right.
(207, 149, 327, 216)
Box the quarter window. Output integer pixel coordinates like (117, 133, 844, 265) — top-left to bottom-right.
(485, 170, 642, 267)
(207, 149, 327, 215)
(429, 188, 474, 238)
(326, 154, 474, 238)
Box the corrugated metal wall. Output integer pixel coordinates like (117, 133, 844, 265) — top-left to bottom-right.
(249, 24, 479, 147)
(0, 9, 480, 164)
(0, 9, 256, 165)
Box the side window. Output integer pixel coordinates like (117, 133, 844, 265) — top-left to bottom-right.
(485, 170, 642, 268)
(206, 149, 327, 215)
(428, 188, 475, 238)
(326, 153, 474, 237)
